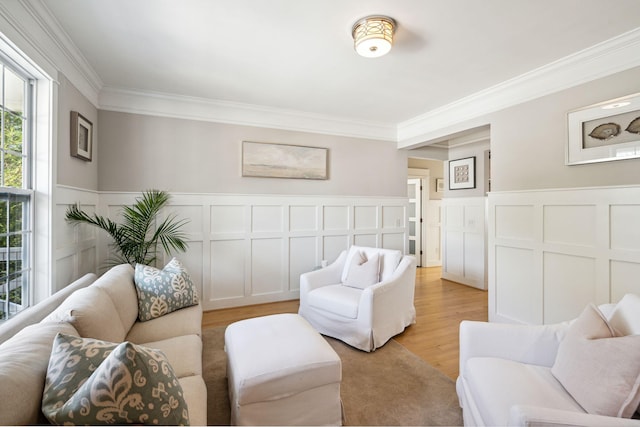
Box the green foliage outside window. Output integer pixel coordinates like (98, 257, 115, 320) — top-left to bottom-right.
(0, 95, 28, 321)
(3, 110, 25, 188)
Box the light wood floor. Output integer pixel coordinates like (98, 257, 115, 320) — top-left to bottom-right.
(202, 267, 488, 380)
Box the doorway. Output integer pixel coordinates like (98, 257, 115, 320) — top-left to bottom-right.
(407, 178, 423, 266)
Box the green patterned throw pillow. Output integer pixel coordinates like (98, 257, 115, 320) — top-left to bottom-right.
(42, 333, 189, 425)
(134, 258, 199, 321)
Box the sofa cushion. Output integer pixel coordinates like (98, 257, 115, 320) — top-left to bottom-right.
(463, 357, 585, 426)
(343, 251, 380, 289)
(92, 263, 139, 332)
(42, 333, 190, 425)
(44, 285, 127, 342)
(126, 303, 203, 344)
(308, 284, 362, 319)
(179, 375, 207, 427)
(134, 258, 199, 321)
(551, 304, 640, 418)
(0, 321, 79, 426)
(140, 334, 203, 378)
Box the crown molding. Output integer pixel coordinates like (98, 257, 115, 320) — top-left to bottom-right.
(397, 27, 640, 148)
(4, 1, 639, 144)
(23, 0, 103, 105)
(98, 87, 397, 141)
(0, 1, 101, 106)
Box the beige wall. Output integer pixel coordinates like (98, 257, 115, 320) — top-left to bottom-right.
(59, 65, 640, 196)
(97, 111, 408, 197)
(56, 74, 99, 190)
(446, 141, 491, 198)
(408, 157, 444, 200)
(489, 66, 640, 192)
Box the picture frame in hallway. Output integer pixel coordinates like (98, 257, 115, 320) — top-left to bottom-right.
(566, 92, 640, 165)
(70, 111, 93, 161)
(242, 141, 328, 180)
(448, 157, 475, 190)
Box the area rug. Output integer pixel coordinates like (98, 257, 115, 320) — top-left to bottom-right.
(202, 326, 463, 426)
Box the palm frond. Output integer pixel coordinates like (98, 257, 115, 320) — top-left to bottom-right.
(64, 190, 189, 267)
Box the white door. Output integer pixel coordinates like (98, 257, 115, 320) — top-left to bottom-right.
(407, 179, 422, 266)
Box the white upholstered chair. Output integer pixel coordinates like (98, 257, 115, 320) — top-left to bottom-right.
(298, 245, 417, 352)
(457, 293, 640, 426)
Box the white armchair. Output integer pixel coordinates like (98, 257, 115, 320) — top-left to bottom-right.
(298, 245, 416, 352)
(457, 293, 640, 426)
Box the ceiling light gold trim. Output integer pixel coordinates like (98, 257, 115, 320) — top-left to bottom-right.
(352, 15, 396, 58)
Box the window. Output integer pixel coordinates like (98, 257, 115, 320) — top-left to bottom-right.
(0, 59, 32, 321)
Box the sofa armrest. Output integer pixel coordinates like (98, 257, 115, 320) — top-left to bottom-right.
(459, 320, 570, 374)
(0, 273, 97, 345)
(299, 251, 346, 294)
(366, 256, 417, 306)
(361, 255, 417, 329)
(509, 405, 640, 427)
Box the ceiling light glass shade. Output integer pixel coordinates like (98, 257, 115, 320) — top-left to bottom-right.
(352, 16, 396, 58)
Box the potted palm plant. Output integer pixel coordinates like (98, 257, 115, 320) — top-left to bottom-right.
(65, 189, 189, 267)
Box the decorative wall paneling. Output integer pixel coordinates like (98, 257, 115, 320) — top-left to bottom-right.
(441, 197, 487, 289)
(426, 200, 442, 267)
(63, 191, 407, 311)
(488, 185, 640, 325)
(54, 186, 100, 293)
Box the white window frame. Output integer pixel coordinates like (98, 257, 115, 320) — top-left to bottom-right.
(0, 55, 34, 320)
(0, 34, 54, 316)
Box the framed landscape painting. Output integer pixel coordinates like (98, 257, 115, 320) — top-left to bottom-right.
(242, 141, 328, 180)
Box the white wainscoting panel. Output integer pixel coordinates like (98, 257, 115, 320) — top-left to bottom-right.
(441, 197, 487, 289)
(354, 206, 377, 229)
(355, 233, 377, 248)
(211, 205, 244, 234)
(489, 186, 640, 324)
(290, 206, 317, 232)
(543, 205, 597, 248)
(495, 246, 539, 324)
(425, 200, 442, 267)
(86, 192, 407, 310)
(611, 260, 640, 301)
(289, 236, 317, 291)
(252, 206, 283, 233)
(54, 186, 100, 293)
(495, 205, 535, 241)
(610, 204, 640, 252)
(543, 252, 597, 324)
(324, 206, 349, 230)
(210, 240, 245, 300)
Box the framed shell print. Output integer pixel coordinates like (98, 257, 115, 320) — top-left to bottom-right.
(566, 93, 640, 165)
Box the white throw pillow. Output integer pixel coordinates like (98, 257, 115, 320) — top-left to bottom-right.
(342, 251, 380, 289)
(551, 304, 640, 418)
(608, 293, 640, 336)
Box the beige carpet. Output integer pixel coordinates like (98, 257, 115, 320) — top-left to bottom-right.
(202, 326, 463, 426)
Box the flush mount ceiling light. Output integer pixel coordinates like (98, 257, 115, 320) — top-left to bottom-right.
(352, 15, 396, 58)
(601, 101, 631, 110)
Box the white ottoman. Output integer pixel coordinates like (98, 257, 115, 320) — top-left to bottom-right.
(224, 313, 342, 426)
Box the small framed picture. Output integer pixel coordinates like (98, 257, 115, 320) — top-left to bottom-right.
(435, 178, 444, 193)
(70, 111, 93, 161)
(449, 157, 476, 190)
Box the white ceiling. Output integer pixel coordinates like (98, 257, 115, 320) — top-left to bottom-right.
(41, 0, 640, 136)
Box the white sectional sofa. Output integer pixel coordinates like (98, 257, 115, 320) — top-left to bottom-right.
(0, 264, 206, 426)
(457, 294, 640, 426)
